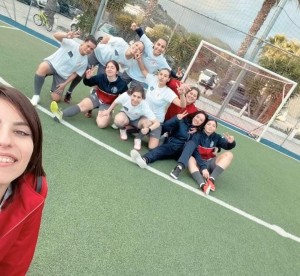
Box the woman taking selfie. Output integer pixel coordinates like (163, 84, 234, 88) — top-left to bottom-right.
(0, 85, 48, 275)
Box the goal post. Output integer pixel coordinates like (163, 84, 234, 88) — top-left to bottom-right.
(183, 40, 298, 155)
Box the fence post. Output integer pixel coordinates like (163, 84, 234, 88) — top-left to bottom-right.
(91, 0, 108, 35)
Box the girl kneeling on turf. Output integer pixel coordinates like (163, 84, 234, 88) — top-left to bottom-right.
(100, 85, 160, 150)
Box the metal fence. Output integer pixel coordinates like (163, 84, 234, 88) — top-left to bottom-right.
(1, 0, 299, 157)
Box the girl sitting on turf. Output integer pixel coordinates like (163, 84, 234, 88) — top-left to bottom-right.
(50, 60, 128, 128)
(130, 110, 208, 168)
(99, 85, 160, 150)
(170, 118, 236, 195)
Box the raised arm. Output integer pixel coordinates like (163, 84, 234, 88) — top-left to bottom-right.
(53, 31, 80, 42)
(136, 53, 148, 77)
(171, 82, 187, 108)
(100, 35, 112, 44)
(216, 132, 236, 150)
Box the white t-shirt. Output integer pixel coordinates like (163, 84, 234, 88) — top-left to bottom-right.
(122, 35, 171, 84)
(45, 38, 88, 79)
(145, 74, 177, 122)
(140, 34, 171, 73)
(121, 56, 145, 83)
(94, 37, 129, 66)
(115, 92, 156, 121)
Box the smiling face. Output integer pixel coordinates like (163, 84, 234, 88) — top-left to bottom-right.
(79, 41, 97, 56)
(157, 69, 171, 87)
(130, 41, 144, 56)
(192, 113, 206, 127)
(153, 38, 167, 56)
(130, 91, 143, 106)
(0, 98, 33, 187)
(105, 61, 118, 78)
(204, 120, 217, 135)
(186, 89, 199, 104)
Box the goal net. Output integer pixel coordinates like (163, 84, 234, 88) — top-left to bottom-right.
(183, 40, 299, 156)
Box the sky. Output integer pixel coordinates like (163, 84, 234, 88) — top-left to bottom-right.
(158, 0, 300, 52)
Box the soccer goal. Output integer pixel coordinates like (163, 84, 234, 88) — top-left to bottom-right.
(183, 40, 299, 156)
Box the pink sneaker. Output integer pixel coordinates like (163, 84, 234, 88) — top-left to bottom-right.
(120, 129, 127, 140)
(200, 182, 211, 195)
(133, 138, 141, 150)
(207, 178, 215, 192)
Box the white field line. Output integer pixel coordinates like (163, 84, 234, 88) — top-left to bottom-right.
(37, 104, 300, 244)
(0, 21, 298, 242)
(0, 25, 18, 30)
(1, 18, 299, 163)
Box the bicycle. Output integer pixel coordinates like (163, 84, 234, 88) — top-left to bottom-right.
(33, 9, 53, 32)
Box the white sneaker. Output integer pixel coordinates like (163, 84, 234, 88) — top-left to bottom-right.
(120, 128, 127, 140)
(130, 149, 147, 169)
(111, 123, 119, 129)
(133, 138, 141, 150)
(50, 101, 63, 122)
(30, 95, 40, 106)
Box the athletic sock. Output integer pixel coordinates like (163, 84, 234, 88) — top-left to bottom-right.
(191, 171, 205, 186)
(136, 131, 144, 139)
(67, 75, 82, 92)
(34, 74, 45, 96)
(63, 105, 81, 117)
(210, 165, 224, 181)
(142, 157, 149, 164)
(177, 162, 184, 169)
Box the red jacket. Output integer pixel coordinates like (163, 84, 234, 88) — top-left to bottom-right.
(165, 79, 198, 121)
(0, 174, 48, 276)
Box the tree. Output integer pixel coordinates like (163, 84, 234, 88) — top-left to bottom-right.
(215, 0, 300, 97)
(74, 0, 127, 37)
(114, 12, 136, 42)
(166, 32, 201, 68)
(258, 34, 300, 121)
(145, 24, 171, 42)
(259, 34, 300, 85)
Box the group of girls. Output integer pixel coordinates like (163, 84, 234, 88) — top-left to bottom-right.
(50, 26, 236, 195)
(50, 24, 190, 150)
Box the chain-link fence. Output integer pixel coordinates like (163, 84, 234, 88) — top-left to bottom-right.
(1, 0, 299, 156)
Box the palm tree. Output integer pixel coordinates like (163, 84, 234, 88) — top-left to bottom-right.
(215, 0, 300, 96)
(237, 0, 278, 57)
(258, 34, 300, 121)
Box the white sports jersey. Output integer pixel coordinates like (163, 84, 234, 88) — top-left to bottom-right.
(145, 74, 177, 123)
(122, 34, 171, 84)
(140, 34, 171, 73)
(115, 92, 156, 121)
(44, 38, 88, 79)
(94, 37, 129, 66)
(120, 55, 145, 83)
